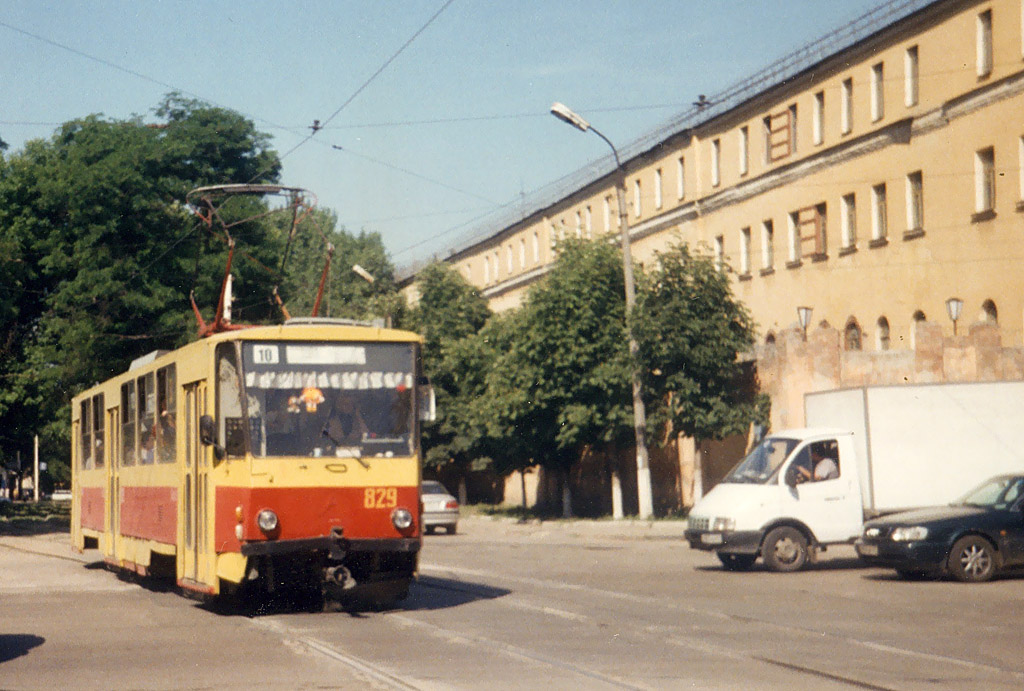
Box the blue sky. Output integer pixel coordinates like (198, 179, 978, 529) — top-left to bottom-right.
(2, 1, 887, 267)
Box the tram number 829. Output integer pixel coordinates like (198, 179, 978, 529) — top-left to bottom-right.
(364, 487, 398, 509)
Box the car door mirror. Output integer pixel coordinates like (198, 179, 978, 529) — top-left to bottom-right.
(199, 414, 226, 463)
(784, 464, 800, 488)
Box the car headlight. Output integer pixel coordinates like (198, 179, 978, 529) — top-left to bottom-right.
(891, 526, 928, 541)
(864, 526, 881, 538)
(710, 517, 735, 532)
(256, 509, 279, 533)
(391, 507, 413, 530)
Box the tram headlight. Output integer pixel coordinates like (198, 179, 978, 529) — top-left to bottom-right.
(256, 509, 279, 534)
(391, 507, 413, 530)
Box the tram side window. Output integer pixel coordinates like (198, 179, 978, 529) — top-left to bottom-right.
(138, 372, 156, 464)
(217, 343, 246, 458)
(121, 381, 137, 466)
(156, 365, 177, 463)
(80, 399, 92, 470)
(92, 393, 105, 469)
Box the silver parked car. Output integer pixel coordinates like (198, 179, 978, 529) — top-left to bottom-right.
(421, 480, 459, 535)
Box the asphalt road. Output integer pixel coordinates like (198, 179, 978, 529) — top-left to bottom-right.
(2, 517, 1021, 690)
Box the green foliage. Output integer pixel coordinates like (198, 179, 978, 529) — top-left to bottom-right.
(0, 94, 281, 479)
(632, 242, 769, 442)
(405, 262, 493, 472)
(479, 239, 632, 475)
(271, 206, 401, 322)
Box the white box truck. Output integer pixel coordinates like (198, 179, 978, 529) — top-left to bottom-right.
(684, 382, 1024, 572)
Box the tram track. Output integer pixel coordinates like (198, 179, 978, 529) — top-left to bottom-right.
(418, 562, 1024, 689)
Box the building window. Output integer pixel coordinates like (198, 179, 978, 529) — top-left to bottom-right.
(975, 146, 995, 214)
(871, 183, 888, 241)
(841, 77, 853, 134)
(575, 211, 582, 239)
(549, 222, 557, 249)
(739, 126, 749, 176)
(813, 91, 824, 145)
(711, 138, 721, 187)
(603, 197, 612, 231)
(845, 320, 863, 351)
(677, 156, 685, 199)
(506, 247, 513, 273)
(761, 220, 775, 271)
(714, 235, 725, 271)
(1018, 135, 1024, 202)
(788, 104, 798, 154)
(633, 179, 642, 218)
(982, 299, 998, 323)
(787, 211, 800, 263)
(740, 227, 751, 275)
(792, 204, 827, 258)
(585, 206, 593, 238)
(484, 256, 490, 283)
(871, 63, 884, 122)
(520, 238, 526, 267)
(904, 45, 919, 107)
(977, 9, 993, 77)
(653, 170, 663, 210)
(906, 171, 924, 232)
(841, 193, 857, 248)
(877, 317, 891, 350)
(533, 231, 540, 263)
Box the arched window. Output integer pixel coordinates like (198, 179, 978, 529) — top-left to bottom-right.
(844, 319, 863, 351)
(765, 332, 777, 346)
(982, 299, 997, 323)
(911, 310, 926, 349)
(876, 317, 891, 350)
(912, 310, 926, 322)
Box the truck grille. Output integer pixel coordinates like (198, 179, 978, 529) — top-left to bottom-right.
(688, 516, 709, 531)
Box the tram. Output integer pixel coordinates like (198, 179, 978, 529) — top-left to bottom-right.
(70, 185, 433, 608)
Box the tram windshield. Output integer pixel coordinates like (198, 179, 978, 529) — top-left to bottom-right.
(218, 341, 417, 459)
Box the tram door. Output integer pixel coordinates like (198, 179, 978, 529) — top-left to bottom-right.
(182, 382, 211, 587)
(106, 406, 120, 558)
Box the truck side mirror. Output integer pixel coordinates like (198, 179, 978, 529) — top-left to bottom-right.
(784, 464, 800, 488)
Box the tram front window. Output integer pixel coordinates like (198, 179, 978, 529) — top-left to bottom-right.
(232, 341, 416, 459)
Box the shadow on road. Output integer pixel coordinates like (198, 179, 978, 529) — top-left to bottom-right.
(695, 555, 869, 574)
(403, 575, 511, 611)
(0, 518, 70, 537)
(0, 634, 45, 664)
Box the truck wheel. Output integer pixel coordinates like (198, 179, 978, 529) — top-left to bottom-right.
(717, 553, 756, 571)
(762, 527, 809, 572)
(947, 535, 997, 583)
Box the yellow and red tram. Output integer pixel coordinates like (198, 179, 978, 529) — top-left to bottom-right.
(71, 318, 431, 607)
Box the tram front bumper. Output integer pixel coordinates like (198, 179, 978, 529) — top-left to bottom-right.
(239, 536, 420, 557)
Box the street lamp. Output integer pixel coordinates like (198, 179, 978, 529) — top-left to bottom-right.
(946, 297, 964, 335)
(551, 101, 654, 520)
(797, 306, 813, 339)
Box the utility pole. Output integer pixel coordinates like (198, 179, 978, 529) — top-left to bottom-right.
(33, 435, 39, 502)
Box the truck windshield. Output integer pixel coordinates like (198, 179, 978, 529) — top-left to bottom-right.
(225, 341, 416, 459)
(721, 436, 799, 484)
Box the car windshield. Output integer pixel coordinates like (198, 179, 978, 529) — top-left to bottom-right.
(422, 482, 448, 495)
(722, 437, 800, 484)
(224, 341, 416, 459)
(955, 475, 1024, 509)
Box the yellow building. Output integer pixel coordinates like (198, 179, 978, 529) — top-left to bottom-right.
(440, 0, 1024, 352)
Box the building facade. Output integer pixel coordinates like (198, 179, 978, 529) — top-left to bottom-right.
(419, 0, 1024, 508)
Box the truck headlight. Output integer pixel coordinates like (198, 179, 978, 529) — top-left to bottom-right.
(891, 526, 928, 541)
(710, 517, 735, 532)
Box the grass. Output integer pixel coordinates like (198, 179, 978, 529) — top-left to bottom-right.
(0, 501, 71, 536)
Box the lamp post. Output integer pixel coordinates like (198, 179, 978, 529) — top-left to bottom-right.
(797, 306, 813, 339)
(946, 297, 964, 336)
(551, 101, 654, 520)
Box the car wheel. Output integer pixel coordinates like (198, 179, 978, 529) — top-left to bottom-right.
(424, 526, 435, 536)
(948, 535, 997, 583)
(762, 527, 809, 572)
(717, 553, 756, 571)
(446, 524, 457, 535)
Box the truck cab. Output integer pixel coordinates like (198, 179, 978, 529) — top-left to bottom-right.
(684, 429, 863, 572)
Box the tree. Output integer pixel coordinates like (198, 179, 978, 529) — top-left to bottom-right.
(272, 206, 401, 322)
(405, 262, 492, 478)
(632, 242, 769, 445)
(480, 239, 633, 516)
(0, 94, 282, 482)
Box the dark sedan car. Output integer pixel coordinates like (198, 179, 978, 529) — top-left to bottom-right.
(855, 474, 1024, 582)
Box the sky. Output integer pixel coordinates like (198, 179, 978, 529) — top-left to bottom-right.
(1, 1, 892, 269)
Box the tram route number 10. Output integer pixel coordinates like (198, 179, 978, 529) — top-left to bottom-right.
(364, 487, 397, 509)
